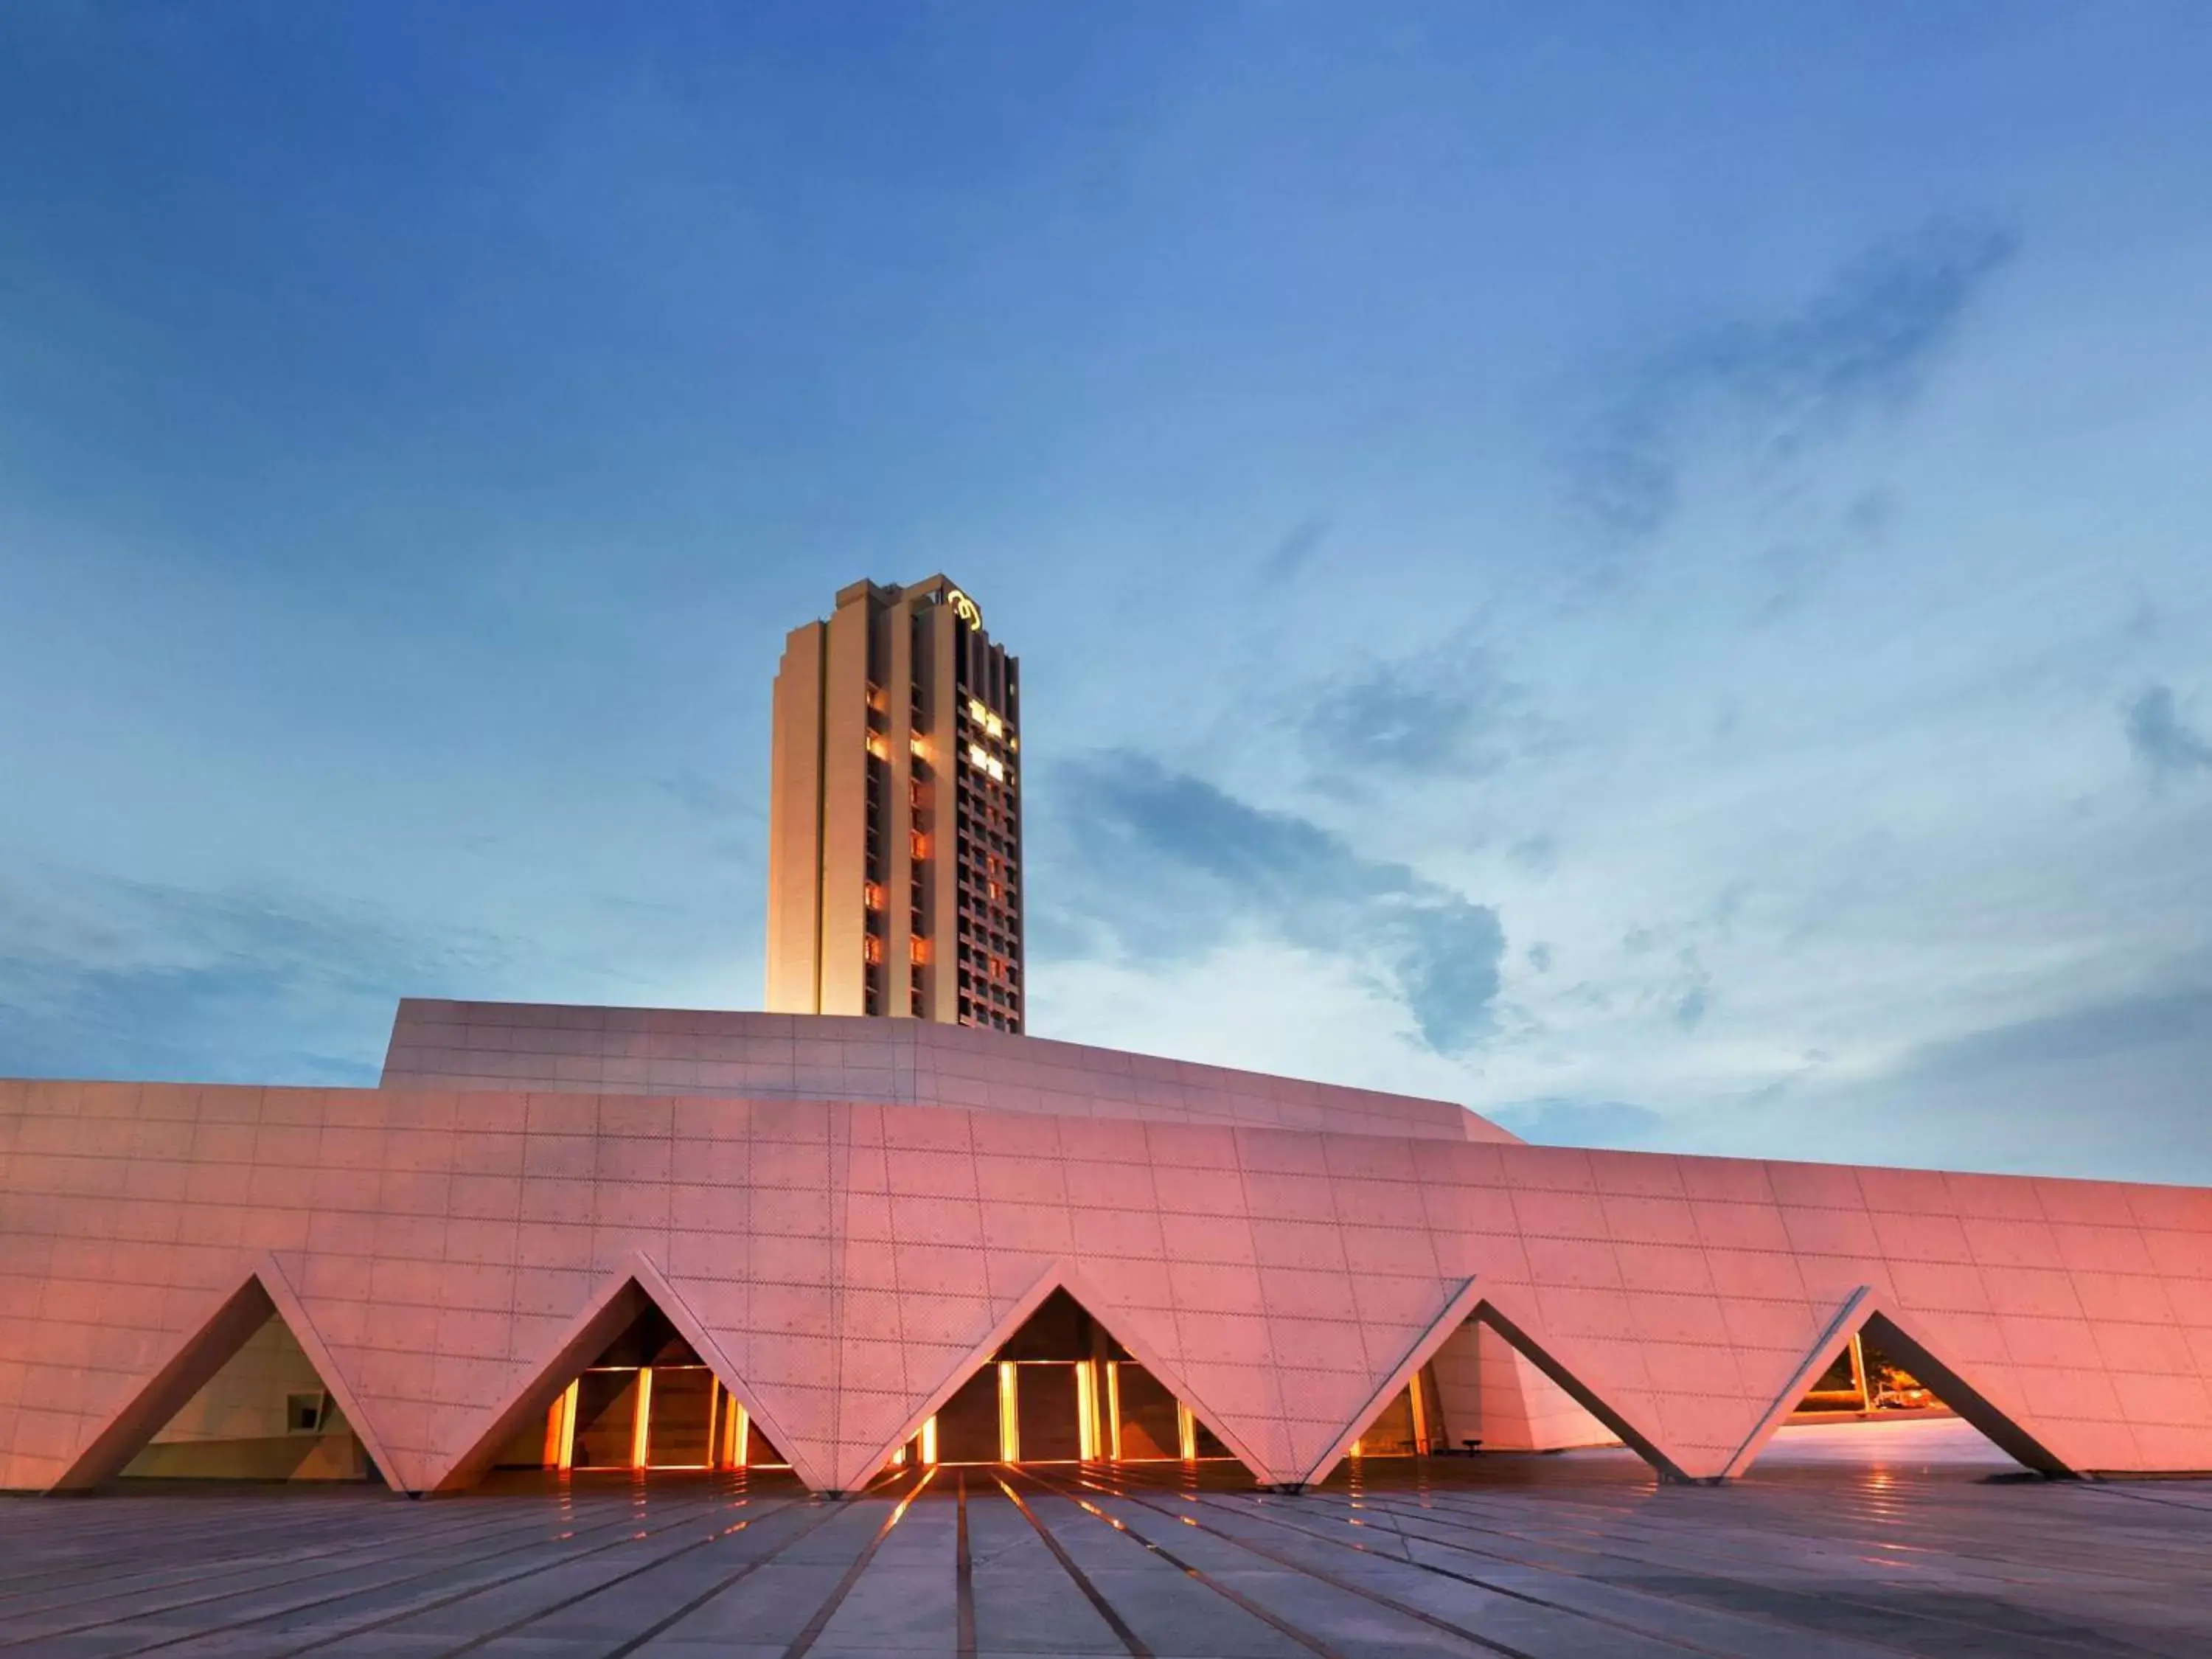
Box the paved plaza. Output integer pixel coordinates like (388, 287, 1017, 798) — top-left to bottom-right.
(3, 1422, 2206, 1658)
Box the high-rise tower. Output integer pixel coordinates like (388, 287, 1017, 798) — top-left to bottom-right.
(765, 576, 1024, 1029)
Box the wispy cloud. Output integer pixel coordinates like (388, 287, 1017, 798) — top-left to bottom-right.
(2124, 683, 2212, 782)
(1905, 984, 2212, 1082)
(0, 866, 514, 1084)
(1035, 753, 1506, 1054)
(1571, 220, 2019, 540)
(1761, 977, 2212, 1183)
(1297, 636, 1537, 792)
(1261, 516, 1331, 581)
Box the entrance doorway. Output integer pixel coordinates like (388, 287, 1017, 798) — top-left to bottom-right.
(900, 1290, 1239, 1470)
(492, 1304, 790, 1473)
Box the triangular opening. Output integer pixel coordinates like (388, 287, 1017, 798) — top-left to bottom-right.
(60, 1276, 389, 1489)
(880, 1287, 1255, 1478)
(1332, 1359, 1450, 1462)
(442, 1272, 797, 1489)
(1775, 1308, 2070, 1476)
(1462, 1301, 1689, 1481)
(1425, 1314, 1618, 1457)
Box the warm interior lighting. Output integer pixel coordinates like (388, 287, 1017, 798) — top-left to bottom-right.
(921, 1416, 938, 1464)
(967, 742, 990, 770)
(550, 1380, 579, 1471)
(967, 697, 988, 723)
(863, 881, 884, 911)
(1075, 1360, 1097, 1461)
(910, 830, 928, 860)
(630, 1368, 654, 1470)
(910, 936, 929, 965)
(865, 732, 888, 761)
(863, 935, 884, 965)
(998, 1361, 1020, 1461)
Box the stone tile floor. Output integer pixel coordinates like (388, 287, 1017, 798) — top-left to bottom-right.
(3, 1420, 2208, 1658)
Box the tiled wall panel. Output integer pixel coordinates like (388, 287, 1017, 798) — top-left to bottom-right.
(383, 1001, 1512, 1145)
(2, 1071, 2211, 1494)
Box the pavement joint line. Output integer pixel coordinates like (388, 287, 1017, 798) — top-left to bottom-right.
(777, 1465, 936, 1659)
(9, 1456, 2212, 1655)
(0, 1497, 610, 1616)
(0, 1488, 688, 1647)
(0, 1489, 561, 1607)
(955, 1472, 976, 1659)
(1121, 1465, 2191, 1657)
(1354, 1482, 2195, 1601)
(1159, 1477, 1852, 1659)
(87, 1488, 744, 1658)
(1338, 1478, 2188, 1593)
(425, 1492, 837, 1659)
(591, 1495, 865, 1659)
(1292, 1486, 2172, 1657)
(1286, 1481, 2185, 1659)
(1242, 1489, 1934, 1659)
(1004, 1467, 1351, 1659)
(991, 1472, 1150, 1658)
(1037, 1465, 1559, 1659)
(261, 1495, 792, 1659)
(0, 1501, 453, 1599)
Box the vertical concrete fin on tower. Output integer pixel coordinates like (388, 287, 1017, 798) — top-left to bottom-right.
(425, 1251, 821, 1494)
(1297, 1276, 1485, 1488)
(51, 1253, 400, 1493)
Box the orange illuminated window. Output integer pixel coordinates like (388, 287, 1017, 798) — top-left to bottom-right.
(865, 732, 889, 762)
(863, 882, 885, 911)
(863, 936, 885, 966)
(911, 830, 928, 860)
(910, 936, 929, 965)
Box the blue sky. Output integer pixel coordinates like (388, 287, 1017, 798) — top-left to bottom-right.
(4, 4, 2209, 1181)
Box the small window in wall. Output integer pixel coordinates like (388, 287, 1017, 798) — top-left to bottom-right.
(286, 1393, 328, 1434)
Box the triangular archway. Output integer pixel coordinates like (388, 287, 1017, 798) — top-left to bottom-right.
(843, 1261, 1276, 1492)
(427, 1253, 815, 1492)
(1295, 1276, 1484, 1488)
(1332, 1292, 1687, 1485)
(1723, 1287, 2073, 1479)
(53, 1256, 399, 1492)
(1467, 1298, 1689, 1478)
